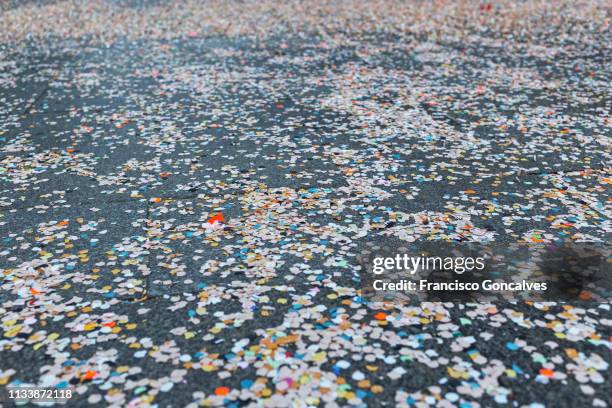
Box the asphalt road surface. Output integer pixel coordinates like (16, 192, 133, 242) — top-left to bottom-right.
(0, 1, 610, 407)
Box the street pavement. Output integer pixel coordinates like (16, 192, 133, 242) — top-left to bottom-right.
(0, 1, 611, 407)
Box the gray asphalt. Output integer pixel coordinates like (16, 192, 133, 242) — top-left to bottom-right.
(0, 1, 611, 407)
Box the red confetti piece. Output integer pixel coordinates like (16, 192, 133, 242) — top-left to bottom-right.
(208, 213, 225, 224)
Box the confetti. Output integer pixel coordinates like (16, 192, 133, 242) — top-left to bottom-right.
(0, 1, 609, 407)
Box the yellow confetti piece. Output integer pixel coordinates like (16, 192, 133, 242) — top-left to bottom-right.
(84, 322, 97, 331)
(4, 325, 22, 338)
(312, 351, 326, 363)
(342, 391, 356, 400)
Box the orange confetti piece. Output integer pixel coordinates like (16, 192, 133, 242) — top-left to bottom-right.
(374, 312, 387, 321)
(539, 368, 554, 377)
(150, 197, 162, 203)
(103, 321, 116, 328)
(214, 386, 230, 396)
(82, 370, 97, 381)
(30, 288, 41, 295)
(208, 213, 225, 224)
(565, 348, 578, 359)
